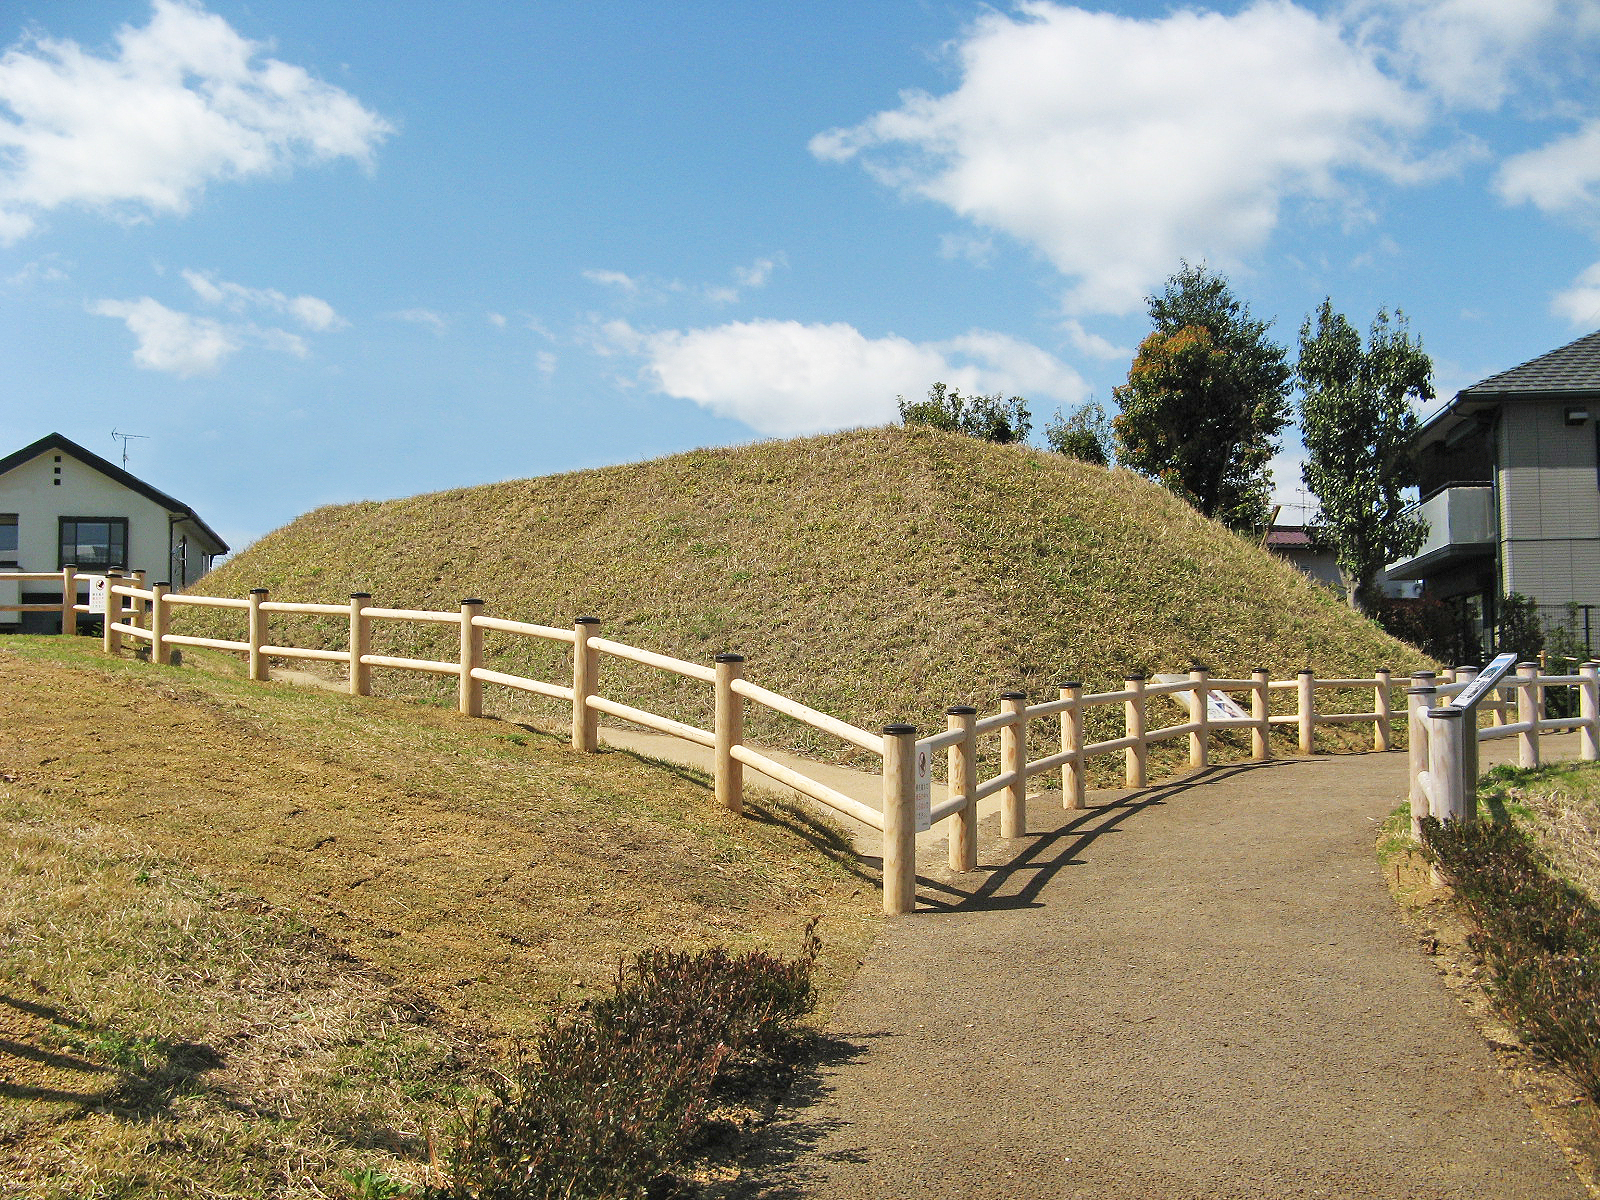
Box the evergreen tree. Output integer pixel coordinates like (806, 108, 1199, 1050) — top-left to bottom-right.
(1112, 263, 1292, 529)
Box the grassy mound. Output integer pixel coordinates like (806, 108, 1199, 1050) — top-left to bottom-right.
(182, 426, 1429, 767)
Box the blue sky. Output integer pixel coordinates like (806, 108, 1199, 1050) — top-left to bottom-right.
(4, 0, 1600, 552)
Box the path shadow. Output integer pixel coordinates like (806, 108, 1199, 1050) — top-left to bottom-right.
(704, 1032, 879, 1198)
(915, 757, 1317, 913)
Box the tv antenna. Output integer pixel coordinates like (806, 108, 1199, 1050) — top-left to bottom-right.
(110, 428, 147, 470)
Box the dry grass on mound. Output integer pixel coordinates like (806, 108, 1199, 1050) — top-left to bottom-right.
(178, 426, 1431, 778)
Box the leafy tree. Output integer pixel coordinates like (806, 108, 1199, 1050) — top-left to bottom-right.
(1497, 592, 1544, 660)
(1044, 401, 1111, 465)
(897, 382, 1031, 444)
(1111, 264, 1292, 529)
(1296, 300, 1432, 609)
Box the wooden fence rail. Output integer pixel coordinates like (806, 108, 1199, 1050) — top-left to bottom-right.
(15, 567, 1593, 915)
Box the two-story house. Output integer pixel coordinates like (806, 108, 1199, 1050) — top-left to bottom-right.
(0, 432, 229, 632)
(1386, 329, 1600, 651)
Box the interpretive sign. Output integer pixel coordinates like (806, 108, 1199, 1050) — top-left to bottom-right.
(914, 744, 932, 833)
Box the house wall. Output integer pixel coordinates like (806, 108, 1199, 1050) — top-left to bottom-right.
(0, 449, 203, 625)
(1497, 401, 1600, 607)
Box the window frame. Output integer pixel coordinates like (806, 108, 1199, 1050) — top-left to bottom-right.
(58, 516, 129, 570)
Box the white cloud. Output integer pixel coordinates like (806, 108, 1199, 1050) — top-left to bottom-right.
(583, 268, 641, 295)
(1551, 262, 1600, 327)
(584, 255, 784, 307)
(812, 1, 1432, 315)
(1496, 119, 1600, 216)
(603, 318, 1088, 437)
(0, 0, 392, 241)
(1060, 319, 1127, 361)
(389, 308, 449, 335)
(91, 296, 236, 376)
(1355, 0, 1592, 110)
(536, 350, 557, 377)
(486, 311, 507, 329)
(182, 268, 345, 330)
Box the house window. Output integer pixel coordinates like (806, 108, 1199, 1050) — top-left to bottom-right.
(0, 515, 15, 567)
(59, 518, 127, 569)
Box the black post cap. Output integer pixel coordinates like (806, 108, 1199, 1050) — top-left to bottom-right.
(1124, 672, 1146, 681)
(462, 598, 484, 606)
(883, 723, 917, 735)
(249, 587, 269, 594)
(715, 652, 745, 663)
(350, 592, 372, 599)
(1058, 680, 1082, 690)
(946, 705, 977, 715)
(1001, 691, 1027, 701)
(575, 615, 602, 625)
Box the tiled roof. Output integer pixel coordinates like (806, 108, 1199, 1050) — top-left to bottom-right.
(1460, 328, 1600, 397)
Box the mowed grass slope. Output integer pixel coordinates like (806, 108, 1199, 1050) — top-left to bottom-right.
(182, 426, 1430, 766)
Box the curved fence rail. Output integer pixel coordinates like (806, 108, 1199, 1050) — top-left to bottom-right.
(13, 567, 1596, 915)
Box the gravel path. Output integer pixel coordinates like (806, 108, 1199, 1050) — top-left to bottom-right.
(738, 750, 1587, 1199)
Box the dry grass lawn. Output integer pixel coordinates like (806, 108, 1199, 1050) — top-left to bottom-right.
(0, 637, 874, 1197)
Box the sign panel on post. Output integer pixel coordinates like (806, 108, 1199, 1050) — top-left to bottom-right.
(84, 575, 108, 615)
(1450, 652, 1519, 712)
(914, 744, 932, 833)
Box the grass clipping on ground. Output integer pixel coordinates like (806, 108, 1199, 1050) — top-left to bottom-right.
(0, 639, 874, 1197)
(179, 425, 1430, 774)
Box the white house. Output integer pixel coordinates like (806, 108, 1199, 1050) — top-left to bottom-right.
(0, 432, 229, 632)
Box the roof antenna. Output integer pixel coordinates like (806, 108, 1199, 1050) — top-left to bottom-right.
(110, 428, 147, 470)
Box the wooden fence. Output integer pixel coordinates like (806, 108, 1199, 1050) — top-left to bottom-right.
(14, 567, 1598, 915)
(1407, 663, 1600, 837)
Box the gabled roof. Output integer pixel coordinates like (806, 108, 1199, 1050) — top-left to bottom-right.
(0, 432, 229, 553)
(1459, 328, 1600, 398)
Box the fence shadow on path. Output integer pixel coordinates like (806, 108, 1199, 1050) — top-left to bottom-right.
(913, 756, 1316, 914)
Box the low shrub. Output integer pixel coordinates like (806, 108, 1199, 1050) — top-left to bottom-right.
(1420, 817, 1600, 1099)
(431, 922, 819, 1200)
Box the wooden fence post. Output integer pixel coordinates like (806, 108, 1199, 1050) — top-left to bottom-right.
(572, 617, 601, 752)
(1059, 681, 1085, 810)
(1582, 661, 1600, 763)
(1407, 681, 1436, 839)
(1374, 668, 1393, 752)
(247, 589, 268, 681)
(1517, 661, 1540, 767)
(459, 599, 484, 716)
(1251, 667, 1271, 761)
(60, 565, 77, 635)
(150, 582, 170, 665)
(1426, 706, 1468, 823)
(947, 706, 978, 871)
(1188, 663, 1209, 770)
(1000, 692, 1027, 839)
(881, 724, 918, 916)
(349, 594, 372, 696)
(714, 653, 745, 814)
(103, 570, 123, 655)
(1125, 674, 1147, 788)
(1297, 669, 1316, 755)
(130, 571, 147, 628)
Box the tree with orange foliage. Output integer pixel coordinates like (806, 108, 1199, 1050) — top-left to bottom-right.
(1112, 264, 1291, 530)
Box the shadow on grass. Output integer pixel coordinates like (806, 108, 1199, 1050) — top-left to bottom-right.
(0, 993, 222, 1115)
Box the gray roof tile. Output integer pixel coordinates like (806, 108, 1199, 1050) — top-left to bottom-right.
(1461, 328, 1600, 396)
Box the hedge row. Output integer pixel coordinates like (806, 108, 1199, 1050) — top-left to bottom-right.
(1421, 817, 1600, 1099)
